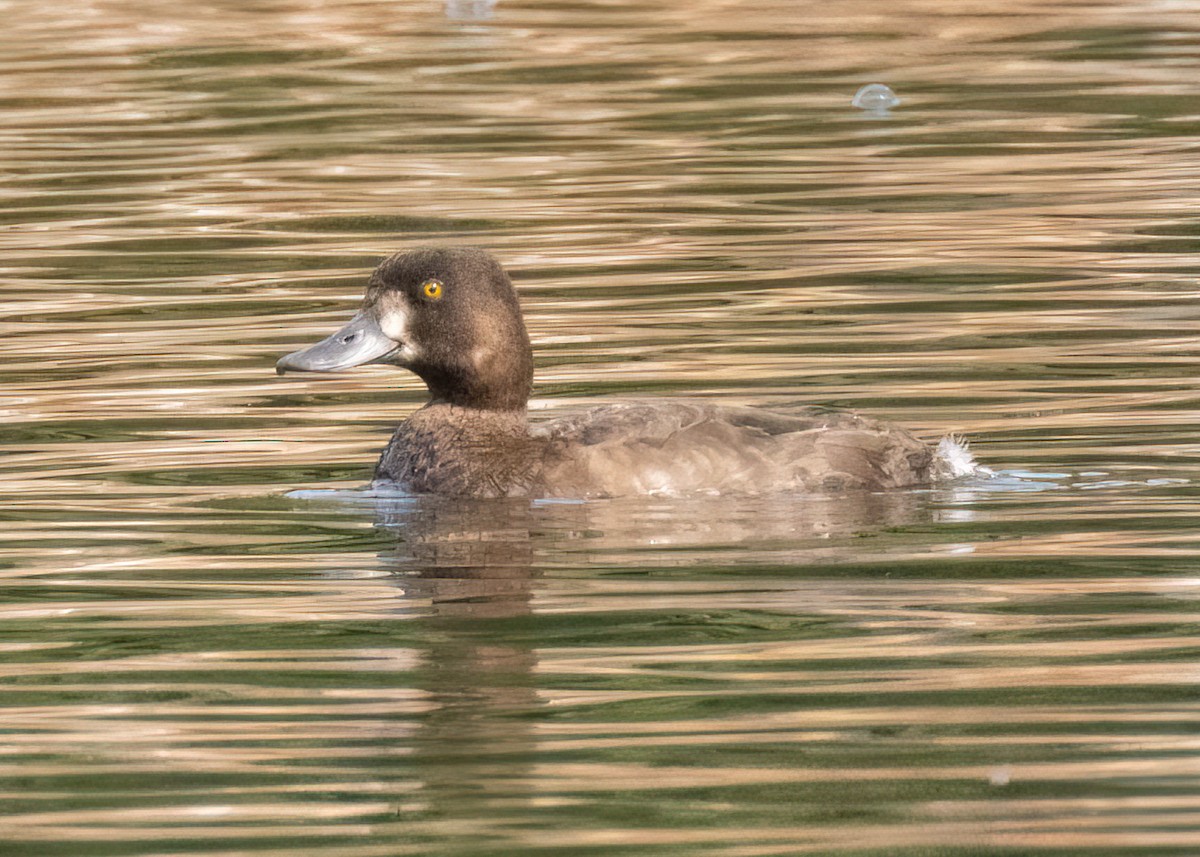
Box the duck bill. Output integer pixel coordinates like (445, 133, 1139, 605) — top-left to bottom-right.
(275, 310, 399, 375)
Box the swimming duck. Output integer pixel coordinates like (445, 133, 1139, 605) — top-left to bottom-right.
(276, 247, 977, 498)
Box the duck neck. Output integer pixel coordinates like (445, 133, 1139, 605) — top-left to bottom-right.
(423, 373, 531, 412)
(410, 342, 534, 412)
(414, 400, 529, 432)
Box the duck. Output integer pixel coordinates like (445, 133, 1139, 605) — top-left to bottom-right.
(276, 247, 980, 498)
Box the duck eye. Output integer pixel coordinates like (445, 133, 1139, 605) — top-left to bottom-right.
(421, 279, 444, 300)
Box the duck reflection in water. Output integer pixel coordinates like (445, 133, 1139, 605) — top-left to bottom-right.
(382, 497, 542, 822)
(360, 484, 937, 833)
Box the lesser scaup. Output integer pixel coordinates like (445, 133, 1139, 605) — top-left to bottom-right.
(276, 247, 980, 498)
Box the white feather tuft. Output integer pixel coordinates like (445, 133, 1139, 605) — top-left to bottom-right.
(936, 435, 992, 479)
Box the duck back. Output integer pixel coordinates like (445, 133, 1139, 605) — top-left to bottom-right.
(537, 401, 936, 498)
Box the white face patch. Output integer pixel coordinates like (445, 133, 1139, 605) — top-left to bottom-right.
(379, 305, 409, 343)
(377, 294, 420, 361)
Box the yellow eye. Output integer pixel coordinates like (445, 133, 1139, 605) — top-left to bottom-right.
(422, 279, 443, 300)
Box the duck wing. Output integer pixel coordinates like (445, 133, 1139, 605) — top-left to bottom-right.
(536, 401, 935, 498)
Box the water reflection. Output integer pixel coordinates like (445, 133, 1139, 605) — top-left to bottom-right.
(335, 490, 938, 851)
(382, 498, 541, 842)
(4, 0, 1200, 853)
(313, 487, 1200, 853)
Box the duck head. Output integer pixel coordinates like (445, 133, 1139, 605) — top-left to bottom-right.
(276, 247, 534, 411)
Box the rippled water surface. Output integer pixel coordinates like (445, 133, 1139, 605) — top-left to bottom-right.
(4, 1, 1200, 854)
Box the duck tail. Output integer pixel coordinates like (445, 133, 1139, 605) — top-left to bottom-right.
(935, 434, 992, 479)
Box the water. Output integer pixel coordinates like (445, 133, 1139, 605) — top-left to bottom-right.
(3, 1, 1200, 854)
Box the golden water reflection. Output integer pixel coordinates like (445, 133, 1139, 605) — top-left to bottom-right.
(3, 0, 1200, 854)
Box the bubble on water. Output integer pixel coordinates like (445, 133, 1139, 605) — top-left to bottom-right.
(852, 83, 900, 112)
(446, 0, 497, 21)
(989, 766, 1012, 786)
